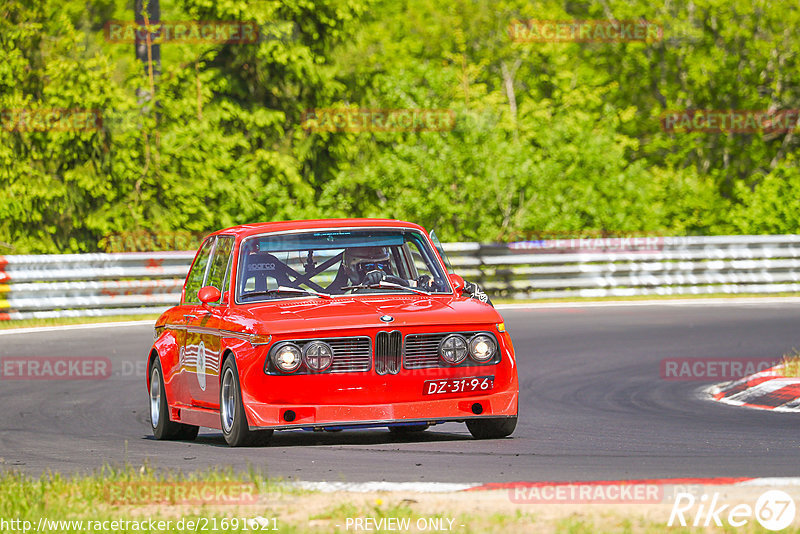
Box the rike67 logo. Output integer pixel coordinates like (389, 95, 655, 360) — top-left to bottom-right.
(669, 490, 796, 531)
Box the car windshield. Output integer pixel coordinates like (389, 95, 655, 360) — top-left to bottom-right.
(236, 228, 452, 302)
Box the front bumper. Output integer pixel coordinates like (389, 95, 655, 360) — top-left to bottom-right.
(244, 389, 518, 430)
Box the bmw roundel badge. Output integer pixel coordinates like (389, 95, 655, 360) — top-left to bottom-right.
(380, 315, 394, 323)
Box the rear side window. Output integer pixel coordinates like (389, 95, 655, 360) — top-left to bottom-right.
(205, 236, 235, 301)
(184, 237, 215, 304)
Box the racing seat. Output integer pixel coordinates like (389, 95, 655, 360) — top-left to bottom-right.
(240, 252, 294, 294)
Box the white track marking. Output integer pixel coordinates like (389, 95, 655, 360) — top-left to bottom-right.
(295, 478, 800, 493)
(293, 481, 480, 493)
(1, 296, 797, 334)
(706, 374, 800, 413)
(777, 396, 800, 411)
(725, 378, 800, 404)
(737, 478, 800, 486)
(0, 320, 153, 336)
(1, 297, 796, 335)
(497, 297, 800, 309)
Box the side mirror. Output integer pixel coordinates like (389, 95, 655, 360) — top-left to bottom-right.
(198, 286, 221, 306)
(221, 290, 230, 305)
(448, 273, 465, 295)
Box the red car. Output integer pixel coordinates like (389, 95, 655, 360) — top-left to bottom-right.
(147, 219, 519, 446)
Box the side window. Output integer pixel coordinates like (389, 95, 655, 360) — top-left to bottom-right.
(429, 229, 453, 273)
(184, 237, 215, 304)
(221, 248, 233, 295)
(406, 242, 434, 280)
(206, 236, 235, 303)
(406, 232, 451, 293)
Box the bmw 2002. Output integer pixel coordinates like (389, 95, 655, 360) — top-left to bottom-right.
(147, 219, 518, 446)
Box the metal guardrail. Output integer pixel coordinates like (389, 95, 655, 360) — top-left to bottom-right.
(2, 235, 800, 320)
(0, 252, 192, 320)
(448, 235, 800, 299)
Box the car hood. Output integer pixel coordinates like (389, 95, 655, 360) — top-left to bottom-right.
(234, 295, 502, 335)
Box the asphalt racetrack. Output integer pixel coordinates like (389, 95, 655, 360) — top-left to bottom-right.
(2, 302, 800, 483)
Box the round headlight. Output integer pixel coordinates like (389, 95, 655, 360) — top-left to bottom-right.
(469, 334, 497, 362)
(271, 343, 302, 373)
(439, 334, 468, 365)
(303, 341, 333, 372)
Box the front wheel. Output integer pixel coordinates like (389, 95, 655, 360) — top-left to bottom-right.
(149, 358, 198, 441)
(466, 416, 517, 439)
(220, 357, 273, 447)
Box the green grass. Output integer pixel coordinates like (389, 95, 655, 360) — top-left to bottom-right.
(2, 467, 799, 532)
(780, 349, 800, 378)
(0, 465, 301, 533)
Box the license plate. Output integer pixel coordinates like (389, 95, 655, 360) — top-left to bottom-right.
(423, 376, 494, 395)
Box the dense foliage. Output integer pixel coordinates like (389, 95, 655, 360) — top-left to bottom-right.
(1, 0, 798, 252)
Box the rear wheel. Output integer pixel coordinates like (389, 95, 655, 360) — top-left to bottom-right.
(149, 358, 198, 441)
(466, 416, 517, 439)
(220, 357, 273, 447)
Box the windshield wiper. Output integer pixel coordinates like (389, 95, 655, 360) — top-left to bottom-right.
(340, 281, 430, 296)
(242, 286, 333, 300)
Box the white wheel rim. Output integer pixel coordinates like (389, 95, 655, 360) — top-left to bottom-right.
(149, 367, 161, 428)
(221, 367, 236, 433)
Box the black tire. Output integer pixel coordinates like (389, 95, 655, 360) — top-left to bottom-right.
(149, 358, 199, 441)
(388, 423, 429, 434)
(220, 357, 273, 447)
(176, 425, 200, 441)
(466, 416, 517, 439)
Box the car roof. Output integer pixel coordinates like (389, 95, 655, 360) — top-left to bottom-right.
(208, 218, 429, 239)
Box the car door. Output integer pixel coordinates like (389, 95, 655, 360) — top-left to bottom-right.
(186, 235, 235, 409)
(181, 236, 216, 408)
